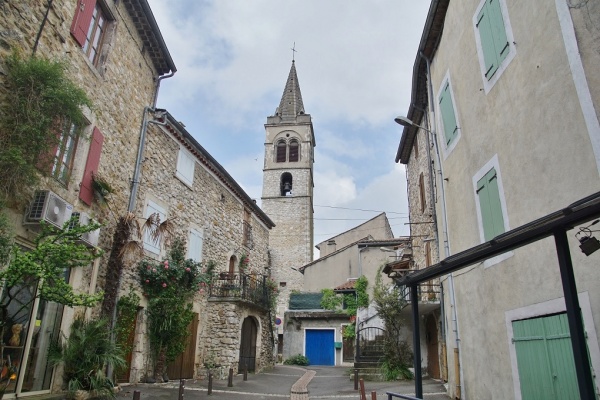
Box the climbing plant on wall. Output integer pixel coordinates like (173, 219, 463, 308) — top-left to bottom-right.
(138, 237, 215, 381)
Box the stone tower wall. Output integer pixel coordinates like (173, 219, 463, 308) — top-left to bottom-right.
(262, 118, 315, 311)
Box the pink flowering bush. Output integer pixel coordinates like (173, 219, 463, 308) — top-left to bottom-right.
(138, 249, 212, 299)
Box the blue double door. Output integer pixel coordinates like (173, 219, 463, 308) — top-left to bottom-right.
(305, 329, 335, 366)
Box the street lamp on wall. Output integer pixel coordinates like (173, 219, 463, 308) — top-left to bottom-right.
(394, 115, 434, 134)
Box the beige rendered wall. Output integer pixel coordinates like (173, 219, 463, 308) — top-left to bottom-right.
(303, 246, 394, 298)
(427, 0, 600, 398)
(317, 213, 394, 257)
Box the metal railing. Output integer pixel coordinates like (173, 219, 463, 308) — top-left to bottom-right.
(209, 273, 269, 310)
(400, 282, 440, 303)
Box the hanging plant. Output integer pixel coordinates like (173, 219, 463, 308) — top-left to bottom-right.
(91, 173, 114, 206)
(238, 253, 249, 273)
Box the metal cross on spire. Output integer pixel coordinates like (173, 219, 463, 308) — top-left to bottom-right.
(291, 42, 297, 62)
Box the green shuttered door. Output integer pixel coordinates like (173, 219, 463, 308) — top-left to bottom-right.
(512, 314, 580, 400)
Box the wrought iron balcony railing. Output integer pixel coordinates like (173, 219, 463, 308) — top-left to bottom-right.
(399, 282, 440, 304)
(209, 272, 270, 310)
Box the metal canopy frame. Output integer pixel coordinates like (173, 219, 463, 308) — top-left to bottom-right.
(395, 191, 600, 399)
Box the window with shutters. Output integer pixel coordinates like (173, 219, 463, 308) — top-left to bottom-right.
(187, 228, 204, 262)
(289, 139, 300, 162)
(473, 156, 513, 267)
(70, 0, 113, 67)
(473, 156, 509, 245)
(437, 74, 460, 153)
(276, 140, 287, 163)
(473, 0, 516, 93)
(51, 122, 79, 185)
(175, 147, 195, 186)
(476, 168, 505, 241)
(79, 127, 104, 205)
(143, 200, 166, 254)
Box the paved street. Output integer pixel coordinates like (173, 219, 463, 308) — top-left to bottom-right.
(116, 365, 451, 400)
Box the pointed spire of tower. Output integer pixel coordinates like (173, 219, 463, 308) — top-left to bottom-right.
(276, 61, 305, 121)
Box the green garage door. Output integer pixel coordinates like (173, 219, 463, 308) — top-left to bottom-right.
(512, 313, 580, 400)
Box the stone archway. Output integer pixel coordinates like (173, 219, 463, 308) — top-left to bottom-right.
(238, 316, 258, 372)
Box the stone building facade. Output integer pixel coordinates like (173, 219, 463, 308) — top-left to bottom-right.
(395, 111, 443, 380)
(124, 113, 276, 380)
(261, 61, 315, 323)
(0, 0, 174, 395)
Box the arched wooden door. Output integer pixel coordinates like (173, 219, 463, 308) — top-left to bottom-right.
(238, 317, 257, 372)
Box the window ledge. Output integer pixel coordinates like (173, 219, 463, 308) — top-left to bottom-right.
(174, 172, 194, 190)
(484, 250, 513, 268)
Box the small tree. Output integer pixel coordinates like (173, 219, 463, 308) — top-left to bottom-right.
(373, 267, 413, 380)
(0, 219, 104, 328)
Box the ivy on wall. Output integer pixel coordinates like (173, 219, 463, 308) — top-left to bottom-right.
(0, 51, 92, 203)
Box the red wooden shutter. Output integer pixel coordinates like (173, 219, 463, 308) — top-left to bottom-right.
(70, 0, 97, 47)
(79, 127, 104, 205)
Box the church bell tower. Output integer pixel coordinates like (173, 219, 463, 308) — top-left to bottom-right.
(262, 60, 315, 313)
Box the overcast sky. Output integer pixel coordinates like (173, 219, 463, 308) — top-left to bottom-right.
(146, 1, 431, 252)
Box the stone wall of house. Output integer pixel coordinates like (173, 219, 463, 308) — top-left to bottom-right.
(405, 113, 440, 271)
(0, 0, 162, 303)
(1, 0, 167, 390)
(123, 121, 273, 382)
(199, 301, 274, 378)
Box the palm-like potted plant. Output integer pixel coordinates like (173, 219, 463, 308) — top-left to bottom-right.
(48, 317, 125, 399)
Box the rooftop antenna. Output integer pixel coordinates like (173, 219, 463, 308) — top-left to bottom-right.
(291, 42, 297, 62)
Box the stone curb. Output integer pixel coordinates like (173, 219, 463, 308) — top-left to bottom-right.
(290, 369, 316, 400)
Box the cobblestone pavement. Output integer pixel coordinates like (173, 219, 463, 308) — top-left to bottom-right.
(116, 365, 451, 400)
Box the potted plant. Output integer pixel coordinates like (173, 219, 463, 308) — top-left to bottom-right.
(48, 317, 125, 399)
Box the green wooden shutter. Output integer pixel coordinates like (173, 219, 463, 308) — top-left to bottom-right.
(488, 0, 510, 65)
(512, 314, 580, 400)
(476, 4, 498, 80)
(477, 168, 505, 241)
(438, 82, 458, 146)
(486, 170, 505, 237)
(476, 0, 510, 81)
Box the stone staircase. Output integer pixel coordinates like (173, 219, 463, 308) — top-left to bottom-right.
(353, 334, 386, 381)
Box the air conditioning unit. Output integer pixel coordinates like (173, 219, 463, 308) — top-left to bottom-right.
(24, 190, 73, 229)
(70, 212, 100, 247)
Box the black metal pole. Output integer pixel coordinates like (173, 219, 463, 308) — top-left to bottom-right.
(178, 378, 185, 400)
(553, 229, 596, 400)
(228, 367, 233, 387)
(410, 285, 423, 399)
(208, 372, 213, 395)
